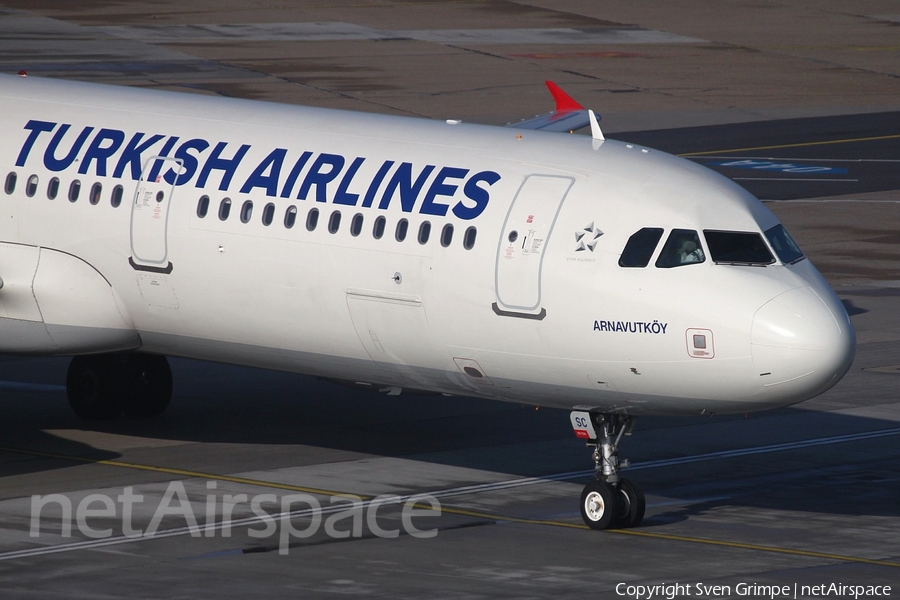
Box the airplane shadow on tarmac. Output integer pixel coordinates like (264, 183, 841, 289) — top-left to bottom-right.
(0, 353, 898, 524)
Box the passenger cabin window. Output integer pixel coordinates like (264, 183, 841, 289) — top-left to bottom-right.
(111, 185, 124, 208)
(704, 230, 775, 265)
(262, 202, 275, 226)
(395, 218, 408, 242)
(197, 195, 210, 218)
(218, 198, 231, 221)
(68, 180, 81, 202)
(655, 229, 705, 268)
(350, 213, 363, 237)
(418, 221, 431, 245)
(765, 224, 805, 264)
(90, 183, 102, 205)
(373, 216, 386, 239)
(4, 172, 16, 195)
(328, 210, 341, 234)
(240, 200, 253, 224)
(284, 206, 297, 229)
(440, 224, 454, 248)
(306, 208, 319, 231)
(619, 227, 663, 267)
(47, 177, 59, 200)
(463, 226, 477, 250)
(26, 175, 38, 198)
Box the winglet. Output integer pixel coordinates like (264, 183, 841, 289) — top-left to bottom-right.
(545, 80, 584, 112)
(589, 109, 604, 141)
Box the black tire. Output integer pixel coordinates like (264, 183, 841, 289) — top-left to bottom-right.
(579, 480, 616, 530)
(613, 479, 646, 529)
(122, 354, 172, 417)
(66, 355, 125, 420)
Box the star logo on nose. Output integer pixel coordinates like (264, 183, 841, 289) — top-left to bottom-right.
(575, 222, 603, 252)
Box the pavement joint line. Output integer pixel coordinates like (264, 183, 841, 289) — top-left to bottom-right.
(442, 510, 900, 569)
(3, 492, 897, 569)
(0, 495, 420, 561)
(4, 427, 899, 501)
(433, 508, 900, 569)
(607, 529, 900, 568)
(3, 428, 900, 564)
(5, 488, 895, 569)
(678, 133, 900, 156)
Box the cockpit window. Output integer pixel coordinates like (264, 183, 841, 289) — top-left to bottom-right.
(764, 224, 805, 264)
(619, 227, 664, 267)
(655, 229, 705, 268)
(703, 230, 775, 265)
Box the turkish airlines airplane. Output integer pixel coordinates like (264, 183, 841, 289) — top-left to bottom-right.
(0, 74, 854, 530)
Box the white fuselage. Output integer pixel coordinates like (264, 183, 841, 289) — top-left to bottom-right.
(0, 75, 854, 415)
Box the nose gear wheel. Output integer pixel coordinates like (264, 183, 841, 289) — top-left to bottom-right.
(572, 412, 645, 530)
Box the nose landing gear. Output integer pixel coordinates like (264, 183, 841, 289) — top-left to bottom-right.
(571, 411, 645, 530)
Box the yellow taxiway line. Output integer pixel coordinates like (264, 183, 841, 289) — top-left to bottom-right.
(1, 446, 357, 498)
(678, 133, 900, 157)
(2, 444, 898, 568)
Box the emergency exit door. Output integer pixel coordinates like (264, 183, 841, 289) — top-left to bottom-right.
(129, 156, 181, 273)
(494, 174, 574, 318)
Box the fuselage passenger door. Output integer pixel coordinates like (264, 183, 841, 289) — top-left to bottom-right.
(494, 174, 574, 319)
(129, 156, 181, 273)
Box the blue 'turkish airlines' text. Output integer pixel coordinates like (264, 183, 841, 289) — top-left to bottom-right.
(15, 120, 501, 220)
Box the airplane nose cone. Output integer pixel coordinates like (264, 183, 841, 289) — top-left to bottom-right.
(751, 286, 855, 403)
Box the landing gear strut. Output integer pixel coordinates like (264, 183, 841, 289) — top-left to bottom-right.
(67, 353, 172, 419)
(571, 412, 645, 530)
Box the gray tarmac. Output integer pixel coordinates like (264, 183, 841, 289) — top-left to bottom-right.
(0, 2, 899, 599)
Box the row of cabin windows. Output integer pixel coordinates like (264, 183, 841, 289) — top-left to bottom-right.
(5, 171, 478, 250)
(5, 172, 124, 207)
(196, 195, 478, 250)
